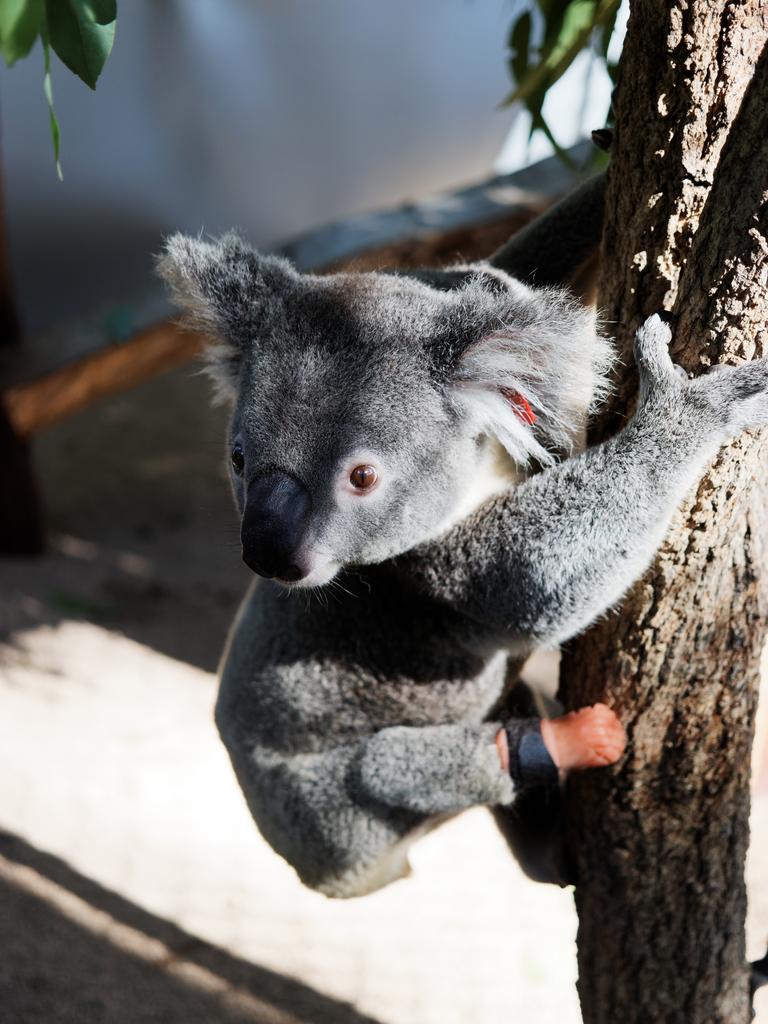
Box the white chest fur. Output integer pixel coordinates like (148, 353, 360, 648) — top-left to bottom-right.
(433, 438, 521, 537)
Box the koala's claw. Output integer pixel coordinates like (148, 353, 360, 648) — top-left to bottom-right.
(636, 313, 672, 346)
(635, 314, 675, 385)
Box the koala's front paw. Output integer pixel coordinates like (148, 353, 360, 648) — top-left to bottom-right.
(634, 314, 676, 390)
(634, 314, 691, 423)
(635, 314, 768, 440)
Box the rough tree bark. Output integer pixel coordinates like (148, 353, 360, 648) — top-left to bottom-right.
(558, 4, 768, 1023)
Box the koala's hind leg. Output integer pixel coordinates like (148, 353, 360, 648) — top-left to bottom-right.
(221, 699, 623, 896)
(493, 702, 626, 885)
(216, 726, 440, 899)
(228, 721, 518, 896)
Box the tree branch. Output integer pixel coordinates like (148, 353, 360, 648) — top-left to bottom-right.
(489, 172, 605, 289)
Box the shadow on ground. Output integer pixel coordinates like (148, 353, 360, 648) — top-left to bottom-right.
(0, 365, 250, 672)
(0, 832, 382, 1024)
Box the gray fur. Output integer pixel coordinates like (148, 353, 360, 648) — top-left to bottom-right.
(158, 219, 768, 898)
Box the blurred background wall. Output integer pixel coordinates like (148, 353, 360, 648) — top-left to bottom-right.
(0, 0, 619, 334)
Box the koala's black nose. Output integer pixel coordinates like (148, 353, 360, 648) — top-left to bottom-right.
(241, 471, 312, 581)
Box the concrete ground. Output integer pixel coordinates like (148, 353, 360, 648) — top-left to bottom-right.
(1, 364, 767, 1023)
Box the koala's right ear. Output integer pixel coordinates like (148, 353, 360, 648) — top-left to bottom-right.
(156, 232, 296, 404)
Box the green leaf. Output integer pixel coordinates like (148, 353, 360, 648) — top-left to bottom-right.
(47, 589, 118, 619)
(541, 0, 601, 76)
(45, 0, 116, 89)
(502, 0, 623, 170)
(42, 33, 63, 179)
(508, 12, 532, 87)
(530, 110, 575, 168)
(539, 0, 572, 54)
(590, 142, 610, 170)
(598, 0, 619, 59)
(89, 0, 117, 24)
(0, 0, 43, 64)
(501, 0, 620, 109)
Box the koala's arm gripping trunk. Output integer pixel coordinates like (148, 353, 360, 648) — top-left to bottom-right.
(399, 317, 768, 649)
(489, 173, 606, 289)
(401, 414, 705, 647)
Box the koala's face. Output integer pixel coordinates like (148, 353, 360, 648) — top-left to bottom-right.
(158, 234, 604, 587)
(227, 321, 482, 586)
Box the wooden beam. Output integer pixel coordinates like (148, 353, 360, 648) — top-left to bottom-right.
(2, 320, 202, 437)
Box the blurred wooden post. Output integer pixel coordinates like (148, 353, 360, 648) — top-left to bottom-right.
(0, 133, 44, 555)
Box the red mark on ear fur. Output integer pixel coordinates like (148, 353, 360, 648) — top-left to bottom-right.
(500, 388, 536, 426)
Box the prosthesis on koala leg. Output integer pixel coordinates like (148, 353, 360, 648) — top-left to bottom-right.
(493, 702, 626, 886)
(495, 702, 626, 780)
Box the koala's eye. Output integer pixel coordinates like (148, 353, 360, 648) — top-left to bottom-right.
(231, 445, 245, 476)
(349, 464, 378, 492)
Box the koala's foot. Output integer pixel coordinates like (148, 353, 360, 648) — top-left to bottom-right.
(493, 706, 624, 886)
(540, 703, 626, 771)
(492, 784, 569, 886)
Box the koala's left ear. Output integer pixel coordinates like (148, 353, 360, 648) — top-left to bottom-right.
(446, 273, 613, 466)
(156, 232, 295, 403)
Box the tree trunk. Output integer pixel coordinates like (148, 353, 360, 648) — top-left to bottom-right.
(558, 4, 768, 1022)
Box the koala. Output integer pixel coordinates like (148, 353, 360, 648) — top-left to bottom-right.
(158, 176, 768, 898)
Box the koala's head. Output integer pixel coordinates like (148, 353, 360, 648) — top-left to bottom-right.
(158, 232, 611, 587)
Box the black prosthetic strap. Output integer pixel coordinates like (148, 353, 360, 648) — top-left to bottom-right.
(504, 718, 559, 789)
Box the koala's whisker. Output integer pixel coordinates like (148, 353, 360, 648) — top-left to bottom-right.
(297, 585, 326, 611)
(324, 582, 346, 606)
(328, 578, 357, 601)
(343, 568, 371, 595)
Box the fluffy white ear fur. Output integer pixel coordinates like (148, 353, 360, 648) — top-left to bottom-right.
(450, 272, 614, 466)
(156, 233, 244, 405)
(158, 231, 299, 406)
